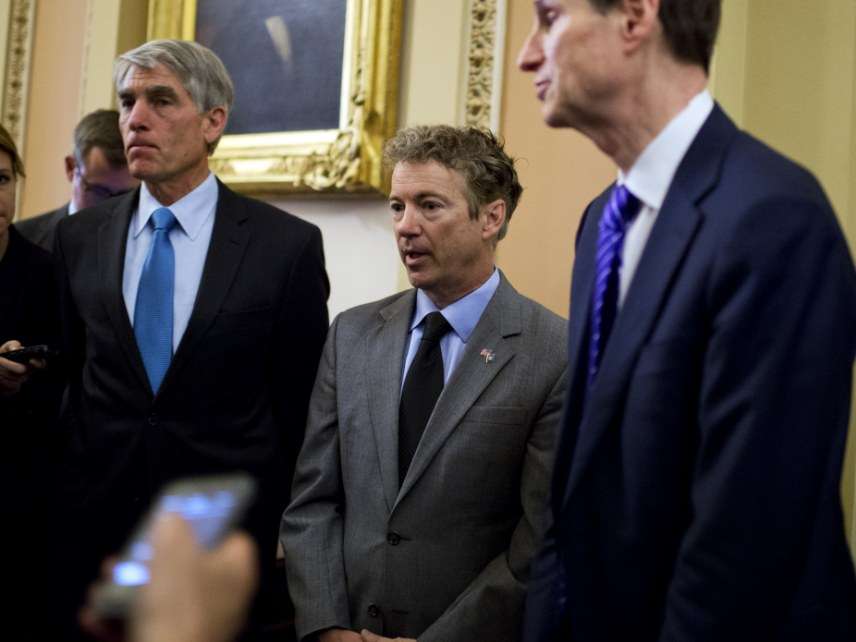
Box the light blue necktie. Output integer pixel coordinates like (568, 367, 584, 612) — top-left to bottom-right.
(588, 184, 640, 385)
(134, 207, 177, 394)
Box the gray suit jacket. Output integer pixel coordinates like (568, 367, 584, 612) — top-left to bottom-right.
(282, 274, 567, 642)
(15, 204, 68, 253)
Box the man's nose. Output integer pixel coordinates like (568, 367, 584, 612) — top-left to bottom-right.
(394, 206, 421, 236)
(125, 101, 150, 130)
(517, 22, 544, 72)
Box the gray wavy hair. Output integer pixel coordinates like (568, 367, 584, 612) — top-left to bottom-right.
(113, 39, 234, 153)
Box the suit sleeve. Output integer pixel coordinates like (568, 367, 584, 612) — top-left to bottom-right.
(418, 364, 568, 642)
(658, 194, 856, 641)
(271, 225, 330, 497)
(281, 315, 352, 640)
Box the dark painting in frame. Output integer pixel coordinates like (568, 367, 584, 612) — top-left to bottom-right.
(147, 0, 403, 194)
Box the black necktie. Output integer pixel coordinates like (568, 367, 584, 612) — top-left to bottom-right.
(399, 311, 451, 485)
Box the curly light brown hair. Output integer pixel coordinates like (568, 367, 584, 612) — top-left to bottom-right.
(384, 125, 522, 240)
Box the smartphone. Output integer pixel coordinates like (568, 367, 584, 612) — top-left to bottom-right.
(91, 474, 257, 618)
(1, 344, 58, 364)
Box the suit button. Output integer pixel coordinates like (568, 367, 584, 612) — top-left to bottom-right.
(147, 413, 158, 426)
(387, 532, 401, 546)
(367, 604, 380, 618)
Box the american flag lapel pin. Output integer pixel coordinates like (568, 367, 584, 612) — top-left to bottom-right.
(480, 348, 495, 364)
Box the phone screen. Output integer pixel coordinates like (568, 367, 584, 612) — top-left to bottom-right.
(112, 483, 251, 587)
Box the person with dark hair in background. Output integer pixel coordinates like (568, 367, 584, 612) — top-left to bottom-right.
(283, 125, 567, 642)
(54, 39, 329, 639)
(16, 109, 137, 252)
(0, 122, 64, 638)
(517, 1, 856, 640)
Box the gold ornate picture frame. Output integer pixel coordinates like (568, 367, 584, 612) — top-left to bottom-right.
(148, 0, 403, 194)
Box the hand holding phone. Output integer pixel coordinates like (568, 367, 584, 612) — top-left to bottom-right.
(90, 474, 257, 619)
(0, 341, 50, 396)
(130, 514, 257, 642)
(0, 344, 57, 365)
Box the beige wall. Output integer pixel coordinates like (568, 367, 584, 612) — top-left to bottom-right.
(19, 0, 87, 218)
(16, 0, 148, 220)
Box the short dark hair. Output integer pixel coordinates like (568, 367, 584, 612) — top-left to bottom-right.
(588, 0, 721, 72)
(384, 125, 523, 240)
(0, 123, 25, 177)
(74, 109, 126, 168)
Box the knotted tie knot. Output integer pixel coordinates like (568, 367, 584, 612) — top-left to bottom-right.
(421, 311, 451, 344)
(601, 184, 640, 233)
(151, 207, 177, 232)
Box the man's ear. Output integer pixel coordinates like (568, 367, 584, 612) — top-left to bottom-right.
(64, 155, 76, 183)
(481, 198, 507, 241)
(202, 106, 228, 147)
(618, 0, 660, 53)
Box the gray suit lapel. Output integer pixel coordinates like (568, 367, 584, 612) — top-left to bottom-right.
(395, 277, 521, 508)
(366, 291, 415, 512)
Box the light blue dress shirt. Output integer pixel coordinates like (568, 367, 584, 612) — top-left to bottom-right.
(122, 173, 218, 351)
(402, 268, 500, 389)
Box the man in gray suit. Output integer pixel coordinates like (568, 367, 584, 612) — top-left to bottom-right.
(282, 125, 567, 642)
(16, 109, 137, 252)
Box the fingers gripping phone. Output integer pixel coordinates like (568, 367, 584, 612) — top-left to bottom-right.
(1, 344, 58, 364)
(91, 474, 256, 618)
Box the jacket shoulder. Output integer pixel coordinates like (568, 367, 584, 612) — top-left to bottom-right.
(723, 129, 826, 204)
(335, 290, 411, 327)
(224, 188, 322, 240)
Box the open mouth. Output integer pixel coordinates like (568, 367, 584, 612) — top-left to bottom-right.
(403, 250, 428, 266)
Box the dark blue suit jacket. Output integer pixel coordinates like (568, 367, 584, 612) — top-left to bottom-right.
(524, 105, 856, 641)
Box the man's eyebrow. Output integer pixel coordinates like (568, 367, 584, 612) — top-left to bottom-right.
(144, 85, 181, 100)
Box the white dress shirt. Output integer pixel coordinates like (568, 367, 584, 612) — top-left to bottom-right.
(618, 90, 714, 307)
(122, 173, 218, 351)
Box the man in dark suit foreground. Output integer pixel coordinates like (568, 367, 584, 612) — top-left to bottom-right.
(282, 126, 567, 642)
(16, 109, 137, 252)
(517, 1, 856, 640)
(55, 39, 329, 635)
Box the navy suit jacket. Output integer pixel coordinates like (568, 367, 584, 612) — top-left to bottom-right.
(524, 105, 856, 642)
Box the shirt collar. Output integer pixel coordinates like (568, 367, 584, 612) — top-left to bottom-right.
(620, 89, 714, 210)
(410, 268, 500, 342)
(132, 172, 218, 240)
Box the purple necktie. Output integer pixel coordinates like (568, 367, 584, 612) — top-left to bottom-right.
(588, 184, 641, 385)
